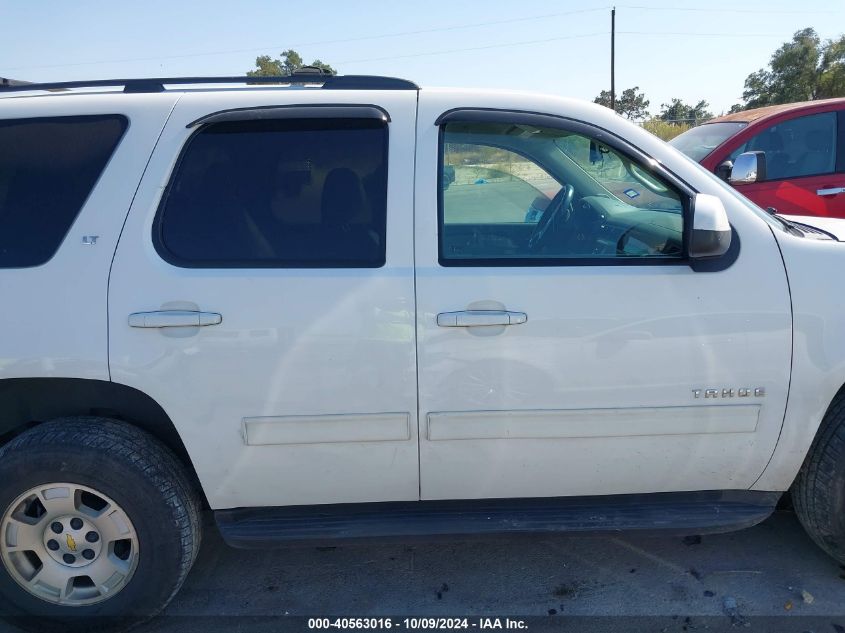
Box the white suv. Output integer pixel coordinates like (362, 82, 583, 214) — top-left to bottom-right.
(1, 72, 845, 630)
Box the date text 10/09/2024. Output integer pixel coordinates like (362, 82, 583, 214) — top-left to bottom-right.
(308, 618, 529, 630)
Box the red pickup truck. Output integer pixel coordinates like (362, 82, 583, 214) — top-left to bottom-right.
(669, 98, 845, 217)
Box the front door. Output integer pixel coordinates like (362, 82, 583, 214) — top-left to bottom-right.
(727, 110, 845, 217)
(109, 91, 419, 509)
(413, 94, 792, 501)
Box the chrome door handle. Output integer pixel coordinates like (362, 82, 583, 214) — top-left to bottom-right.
(128, 310, 222, 328)
(817, 186, 845, 196)
(436, 310, 527, 327)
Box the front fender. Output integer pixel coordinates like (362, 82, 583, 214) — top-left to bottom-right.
(753, 230, 845, 490)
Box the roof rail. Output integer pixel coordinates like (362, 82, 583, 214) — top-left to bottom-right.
(0, 77, 32, 87)
(0, 72, 418, 94)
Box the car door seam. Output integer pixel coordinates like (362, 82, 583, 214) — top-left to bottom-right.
(106, 94, 183, 382)
(412, 89, 423, 500)
(749, 224, 795, 489)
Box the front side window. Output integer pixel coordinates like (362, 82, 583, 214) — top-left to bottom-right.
(728, 112, 837, 180)
(156, 117, 388, 268)
(442, 144, 562, 225)
(440, 121, 686, 265)
(0, 115, 127, 268)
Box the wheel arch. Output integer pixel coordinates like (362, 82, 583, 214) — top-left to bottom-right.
(808, 381, 845, 451)
(0, 377, 206, 505)
(754, 375, 845, 492)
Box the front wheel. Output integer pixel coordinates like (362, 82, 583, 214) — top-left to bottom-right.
(0, 418, 202, 632)
(794, 392, 845, 564)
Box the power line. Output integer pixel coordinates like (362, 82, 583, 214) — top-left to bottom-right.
(2, 2, 828, 75)
(337, 30, 792, 65)
(619, 31, 789, 37)
(619, 4, 836, 14)
(3, 26, 793, 75)
(1, 7, 611, 73)
(296, 7, 610, 46)
(335, 32, 608, 65)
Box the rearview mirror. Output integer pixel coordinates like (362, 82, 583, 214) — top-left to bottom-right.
(589, 140, 600, 164)
(690, 193, 731, 260)
(729, 151, 766, 184)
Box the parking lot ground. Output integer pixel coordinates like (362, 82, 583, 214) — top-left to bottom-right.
(4, 507, 845, 633)
(111, 507, 845, 632)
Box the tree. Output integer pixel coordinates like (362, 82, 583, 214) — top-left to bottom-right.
(818, 35, 845, 98)
(738, 28, 845, 109)
(594, 86, 650, 120)
(742, 28, 820, 108)
(658, 98, 713, 123)
(247, 49, 336, 77)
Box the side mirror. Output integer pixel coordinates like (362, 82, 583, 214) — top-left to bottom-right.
(690, 193, 731, 260)
(715, 160, 733, 181)
(729, 151, 766, 184)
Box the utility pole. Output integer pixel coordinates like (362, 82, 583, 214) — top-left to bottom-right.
(610, 6, 616, 112)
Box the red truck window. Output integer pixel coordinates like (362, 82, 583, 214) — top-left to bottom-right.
(729, 112, 837, 180)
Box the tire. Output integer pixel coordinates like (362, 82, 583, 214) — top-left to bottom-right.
(794, 391, 845, 564)
(0, 417, 202, 632)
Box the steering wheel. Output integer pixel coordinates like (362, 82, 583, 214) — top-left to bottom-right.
(528, 184, 575, 252)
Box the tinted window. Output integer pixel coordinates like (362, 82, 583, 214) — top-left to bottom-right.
(729, 112, 837, 179)
(0, 115, 127, 268)
(440, 121, 686, 266)
(156, 118, 388, 268)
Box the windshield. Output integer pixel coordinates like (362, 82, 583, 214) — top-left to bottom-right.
(668, 122, 747, 161)
(553, 135, 683, 213)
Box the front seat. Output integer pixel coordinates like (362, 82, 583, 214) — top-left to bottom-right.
(798, 129, 834, 177)
(752, 128, 788, 180)
(320, 168, 381, 264)
(164, 161, 274, 262)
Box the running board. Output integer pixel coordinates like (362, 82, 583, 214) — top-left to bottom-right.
(215, 490, 781, 548)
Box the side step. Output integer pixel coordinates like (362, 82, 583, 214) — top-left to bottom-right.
(215, 490, 781, 548)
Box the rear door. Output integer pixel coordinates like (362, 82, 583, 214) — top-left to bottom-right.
(727, 110, 845, 217)
(0, 94, 177, 384)
(109, 90, 419, 509)
(413, 93, 792, 501)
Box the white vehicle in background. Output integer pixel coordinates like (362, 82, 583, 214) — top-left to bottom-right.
(1, 71, 845, 631)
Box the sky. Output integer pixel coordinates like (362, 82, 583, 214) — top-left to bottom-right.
(1, 0, 843, 116)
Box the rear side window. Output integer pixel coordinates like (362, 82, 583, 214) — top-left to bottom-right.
(0, 115, 127, 268)
(155, 117, 388, 268)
